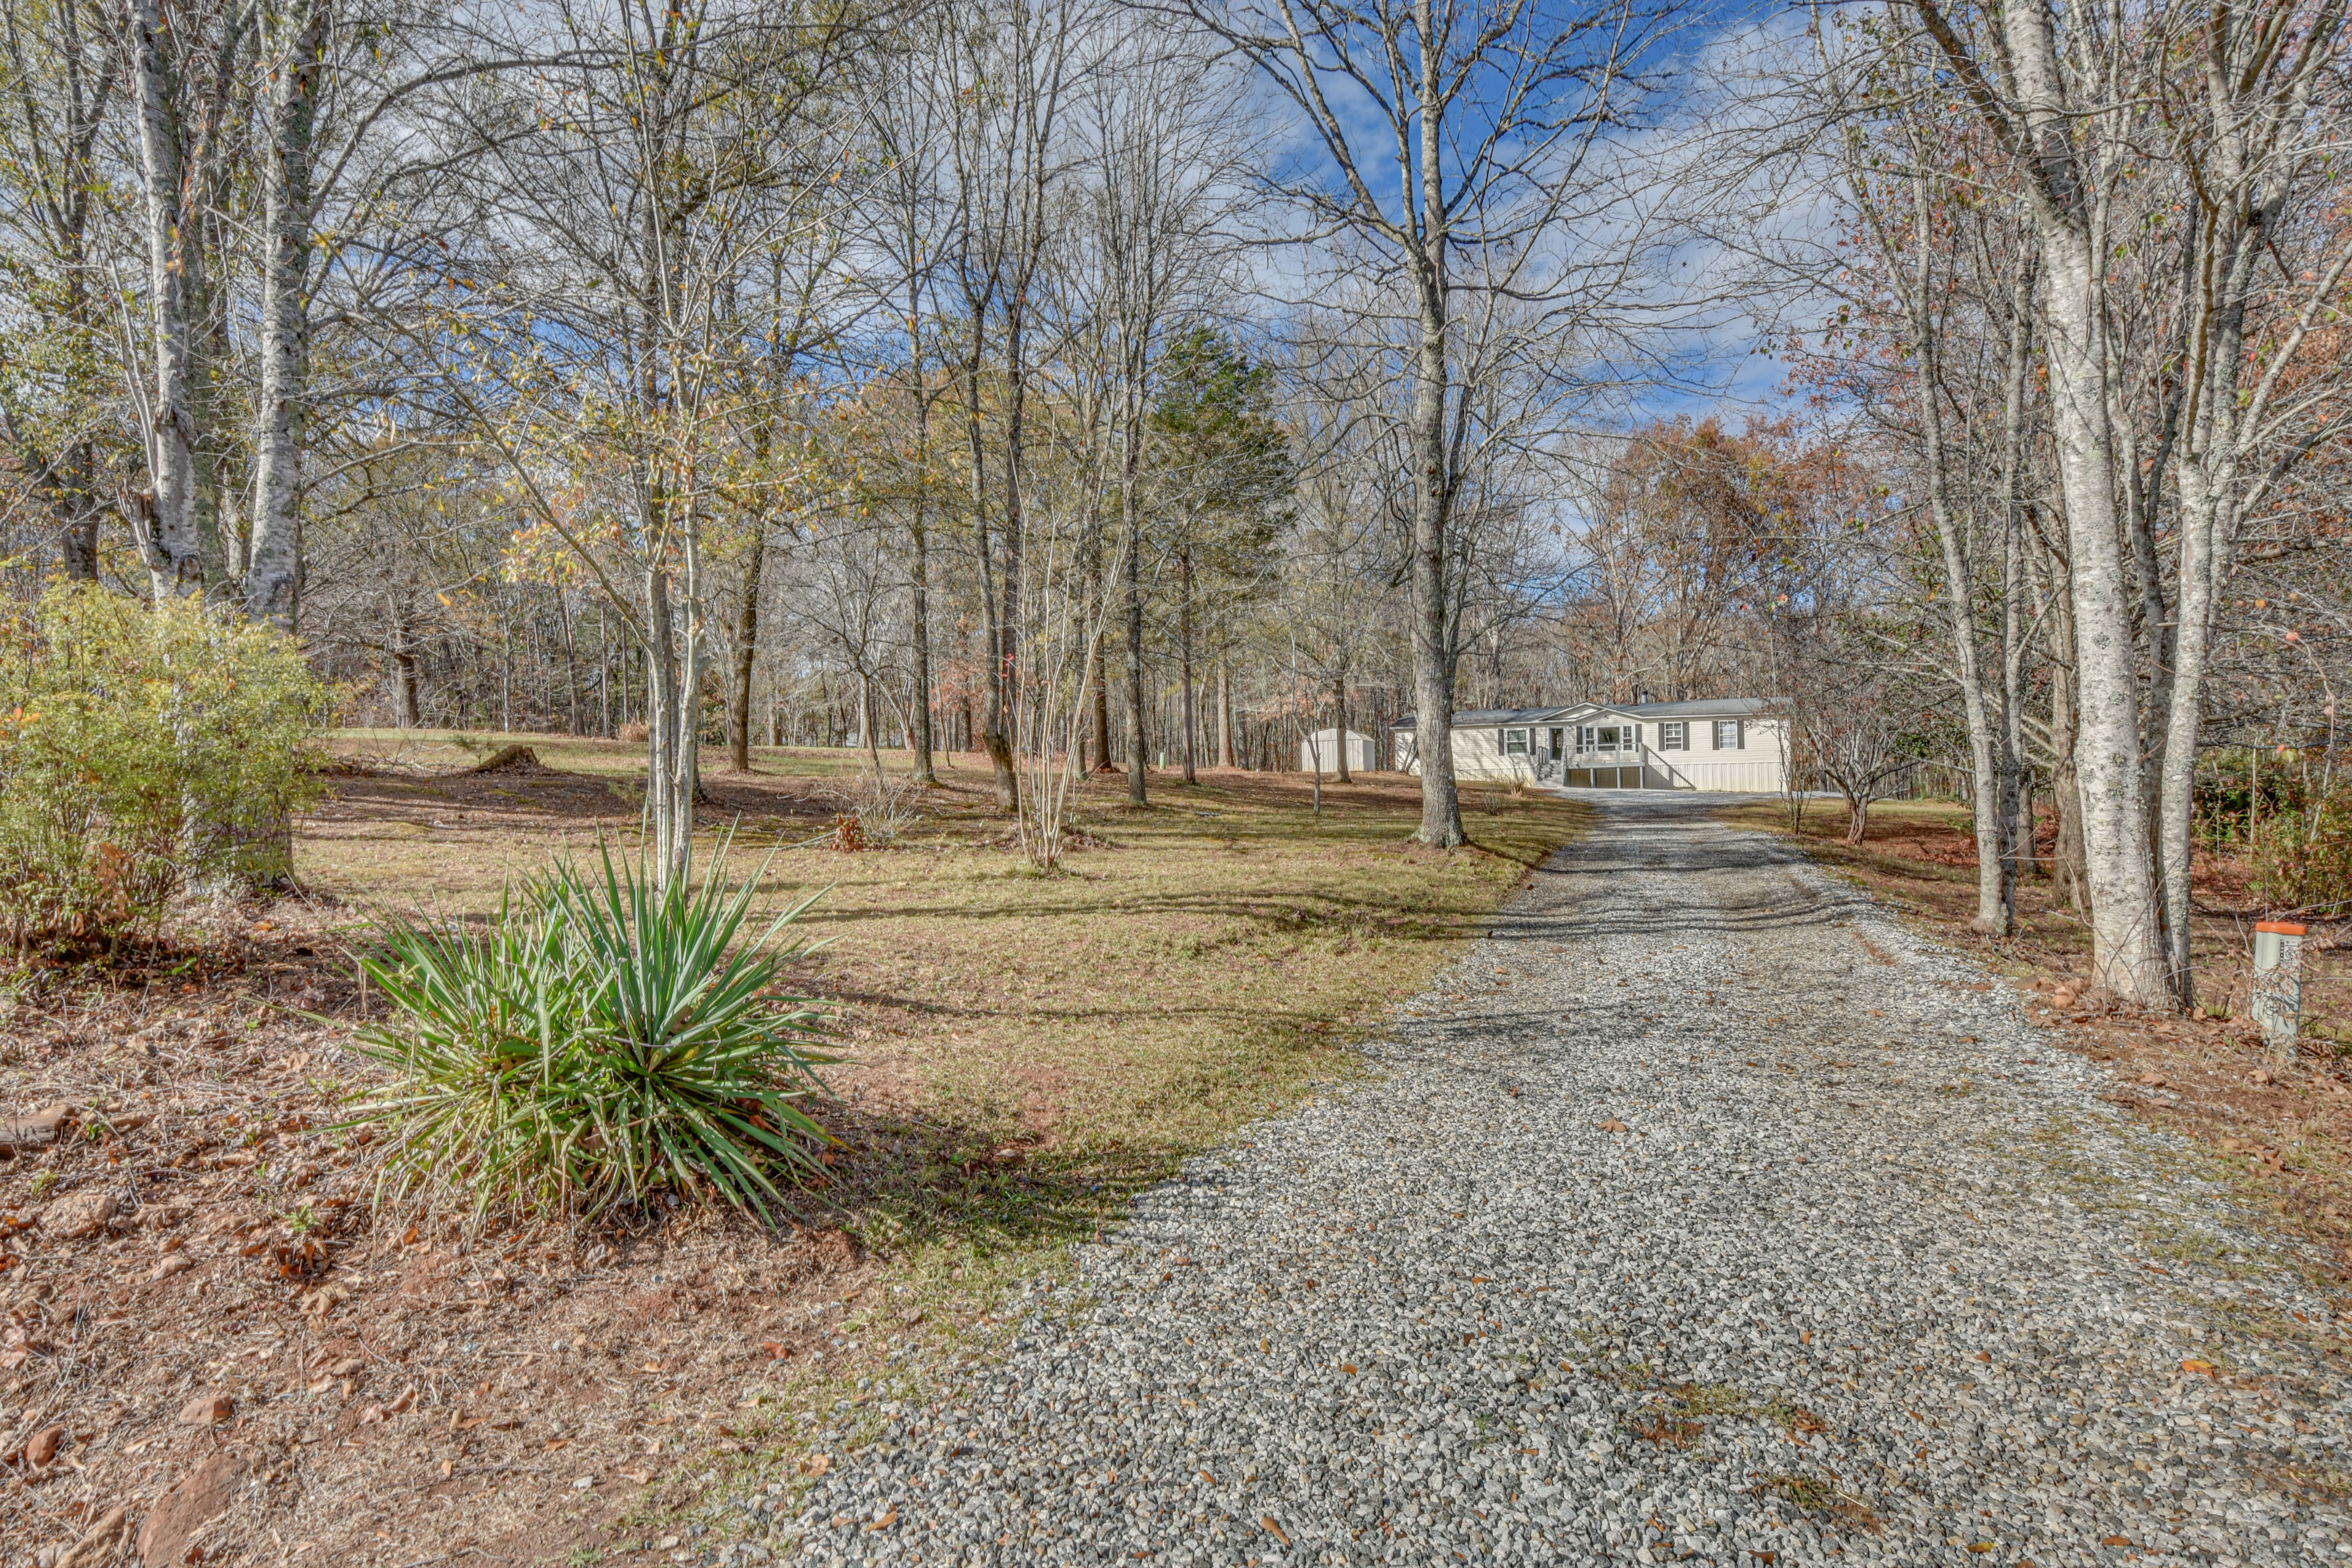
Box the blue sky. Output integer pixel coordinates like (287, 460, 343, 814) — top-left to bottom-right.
(1223, 0, 1834, 433)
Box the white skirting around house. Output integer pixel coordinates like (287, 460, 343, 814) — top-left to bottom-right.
(1393, 706, 1787, 794)
(1627, 757, 1783, 793)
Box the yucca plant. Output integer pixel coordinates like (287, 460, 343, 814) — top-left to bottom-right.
(348, 832, 834, 1224)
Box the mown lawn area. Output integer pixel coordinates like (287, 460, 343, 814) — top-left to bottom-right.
(303, 733, 1594, 1278)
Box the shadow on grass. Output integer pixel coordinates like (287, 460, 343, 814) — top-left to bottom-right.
(789, 1060, 1349, 1276)
(799, 1105, 1167, 1268)
(777, 882, 1506, 933)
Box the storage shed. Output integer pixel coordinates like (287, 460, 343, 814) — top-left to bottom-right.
(1298, 727, 1378, 774)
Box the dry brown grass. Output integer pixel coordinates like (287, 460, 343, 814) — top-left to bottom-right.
(301, 736, 1588, 1243)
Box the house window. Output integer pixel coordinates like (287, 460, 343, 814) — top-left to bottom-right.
(1504, 728, 1529, 755)
(1660, 721, 1687, 750)
(1714, 719, 1744, 750)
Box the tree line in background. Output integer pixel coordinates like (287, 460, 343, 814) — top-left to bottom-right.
(0, 0, 2346, 1007)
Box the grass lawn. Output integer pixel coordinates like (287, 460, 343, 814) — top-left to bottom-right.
(304, 732, 1593, 1287)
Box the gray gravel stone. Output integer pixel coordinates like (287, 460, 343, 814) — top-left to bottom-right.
(775, 795, 2352, 1566)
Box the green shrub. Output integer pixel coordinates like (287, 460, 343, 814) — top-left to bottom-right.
(349, 837, 835, 1224)
(0, 585, 336, 951)
(2196, 747, 2352, 911)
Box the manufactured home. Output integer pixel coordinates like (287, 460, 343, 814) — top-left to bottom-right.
(1389, 698, 1785, 793)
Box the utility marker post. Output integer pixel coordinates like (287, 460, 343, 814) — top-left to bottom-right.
(2251, 920, 2307, 1063)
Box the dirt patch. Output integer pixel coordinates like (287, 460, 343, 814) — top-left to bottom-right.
(0, 938, 896, 1568)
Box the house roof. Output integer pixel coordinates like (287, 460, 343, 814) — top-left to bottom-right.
(1387, 707, 1574, 729)
(1620, 696, 1778, 718)
(1390, 697, 1776, 730)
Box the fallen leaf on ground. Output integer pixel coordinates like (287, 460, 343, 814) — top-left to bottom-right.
(180, 1393, 233, 1427)
(1262, 1518, 1291, 1545)
(23, 1425, 64, 1468)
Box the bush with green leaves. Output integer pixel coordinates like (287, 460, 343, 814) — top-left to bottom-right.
(349, 839, 835, 1224)
(0, 584, 336, 951)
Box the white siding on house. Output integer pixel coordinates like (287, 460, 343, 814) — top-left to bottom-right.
(1394, 722, 1562, 782)
(1457, 727, 1529, 781)
(1397, 705, 1787, 793)
(1636, 717, 1785, 793)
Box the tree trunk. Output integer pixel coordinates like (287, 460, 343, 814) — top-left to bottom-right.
(1091, 652, 1112, 772)
(909, 508, 937, 784)
(391, 603, 422, 728)
(961, 346, 1017, 809)
(2037, 227, 2167, 1002)
(907, 353, 938, 786)
(1842, 786, 1869, 845)
(126, 0, 206, 602)
(1939, 0, 2168, 1003)
(1121, 401, 1148, 806)
(1405, 44, 1464, 846)
(726, 527, 764, 772)
(1993, 266, 2037, 932)
(1178, 545, 1197, 785)
(599, 627, 614, 736)
(233, 18, 322, 902)
(556, 590, 582, 734)
(1332, 674, 1352, 784)
(859, 676, 883, 778)
(2154, 157, 2271, 1005)
(57, 447, 101, 580)
(643, 549, 704, 893)
(1216, 664, 1233, 768)
(1902, 171, 2009, 934)
(246, 0, 324, 628)
(2048, 598, 2089, 916)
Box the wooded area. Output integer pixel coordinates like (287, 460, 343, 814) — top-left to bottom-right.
(0, 0, 2345, 992)
(4, 3, 2351, 1563)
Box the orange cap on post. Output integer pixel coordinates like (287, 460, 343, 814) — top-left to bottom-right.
(2255, 921, 2307, 936)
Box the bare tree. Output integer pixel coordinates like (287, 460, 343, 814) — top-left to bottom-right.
(1192, 0, 1668, 845)
(428, 0, 865, 888)
(0, 0, 119, 582)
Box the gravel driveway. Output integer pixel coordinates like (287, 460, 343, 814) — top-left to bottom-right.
(774, 796, 2350, 1567)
